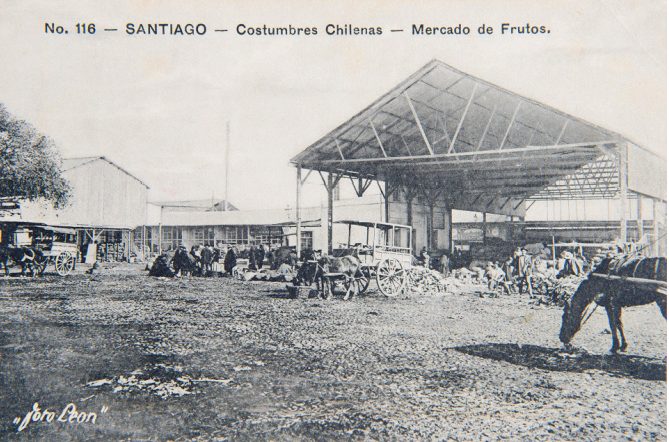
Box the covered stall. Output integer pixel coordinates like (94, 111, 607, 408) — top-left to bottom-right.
(291, 59, 666, 257)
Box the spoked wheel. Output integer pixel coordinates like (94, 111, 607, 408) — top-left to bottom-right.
(55, 252, 75, 276)
(375, 258, 406, 297)
(34, 255, 48, 275)
(343, 268, 370, 297)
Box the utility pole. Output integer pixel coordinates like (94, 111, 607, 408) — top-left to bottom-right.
(225, 121, 230, 211)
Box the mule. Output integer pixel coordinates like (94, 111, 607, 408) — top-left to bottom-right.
(0, 246, 42, 277)
(559, 255, 666, 353)
(317, 255, 363, 301)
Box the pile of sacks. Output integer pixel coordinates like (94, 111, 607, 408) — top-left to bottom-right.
(237, 263, 295, 282)
(534, 274, 585, 306)
(406, 266, 450, 295)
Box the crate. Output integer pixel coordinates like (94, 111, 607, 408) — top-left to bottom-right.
(286, 285, 317, 299)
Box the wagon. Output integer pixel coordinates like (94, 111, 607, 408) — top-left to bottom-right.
(331, 220, 414, 297)
(32, 226, 79, 276)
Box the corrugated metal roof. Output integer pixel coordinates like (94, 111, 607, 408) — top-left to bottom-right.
(290, 59, 665, 204)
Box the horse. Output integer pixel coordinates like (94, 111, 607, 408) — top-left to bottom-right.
(271, 246, 298, 270)
(0, 245, 40, 277)
(173, 246, 199, 277)
(317, 255, 363, 301)
(559, 254, 667, 353)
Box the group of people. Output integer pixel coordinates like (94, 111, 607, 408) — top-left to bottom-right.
(150, 242, 277, 278)
(484, 247, 588, 296)
(417, 247, 469, 277)
(221, 244, 268, 275)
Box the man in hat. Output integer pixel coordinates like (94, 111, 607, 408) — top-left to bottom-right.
(516, 248, 533, 296)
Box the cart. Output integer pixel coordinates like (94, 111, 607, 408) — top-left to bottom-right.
(332, 220, 414, 297)
(32, 226, 79, 276)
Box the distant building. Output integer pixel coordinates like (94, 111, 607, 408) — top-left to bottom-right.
(0, 156, 149, 262)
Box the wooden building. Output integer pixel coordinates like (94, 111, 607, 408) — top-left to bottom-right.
(1, 156, 149, 262)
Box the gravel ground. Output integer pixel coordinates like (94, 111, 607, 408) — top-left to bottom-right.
(0, 264, 665, 441)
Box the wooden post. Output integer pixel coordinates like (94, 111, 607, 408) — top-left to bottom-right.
(428, 203, 434, 251)
(619, 144, 628, 243)
(552, 235, 556, 270)
(482, 212, 487, 248)
(327, 173, 334, 254)
(637, 195, 643, 244)
(296, 166, 302, 259)
(653, 198, 660, 256)
(142, 225, 146, 260)
(158, 205, 163, 254)
(126, 230, 132, 263)
(446, 207, 453, 253)
(384, 181, 390, 223)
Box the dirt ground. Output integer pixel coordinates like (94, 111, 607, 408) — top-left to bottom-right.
(0, 263, 665, 441)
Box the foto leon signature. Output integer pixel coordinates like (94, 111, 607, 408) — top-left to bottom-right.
(13, 402, 108, 432)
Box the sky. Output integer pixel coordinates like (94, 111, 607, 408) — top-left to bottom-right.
(0, 0, 665, 211)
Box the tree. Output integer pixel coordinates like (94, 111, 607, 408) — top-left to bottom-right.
(0, 104, 70, 208)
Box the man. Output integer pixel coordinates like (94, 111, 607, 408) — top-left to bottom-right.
(255, 244, 266, 270)
(558, 250, 583, 278)
(502, 256, 516, 294)
(224, 246, 237, 275)
(516, 248, 533, 296)
(439, 253, 450, 276)
(419, 247, 430, 269)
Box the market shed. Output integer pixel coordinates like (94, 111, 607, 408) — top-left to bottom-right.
(291, 59, 666, 255)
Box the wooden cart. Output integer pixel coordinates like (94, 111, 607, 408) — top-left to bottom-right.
(32, 226, 79, 276)
(332, 220, 414, 297)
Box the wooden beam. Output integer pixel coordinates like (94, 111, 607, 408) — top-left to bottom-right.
(554, 119, 569, 146)
(369, 118, 388, 158)
(333, 137, 345, 160)
(499, 101, 521, 150)
(404, 91, 434, 155)
(448, 83, 478, 154)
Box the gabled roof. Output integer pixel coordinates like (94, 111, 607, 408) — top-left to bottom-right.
(62, 156, 149, 189)
(291, 59, 665, 206)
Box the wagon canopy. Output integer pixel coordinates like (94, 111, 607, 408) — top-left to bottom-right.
(291, 59, 666, 216)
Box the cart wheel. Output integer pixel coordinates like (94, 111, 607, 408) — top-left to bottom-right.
(346, 267, 370, 296)
(55, 252, 75, 276)
(34, 255, 48, 275)
(375, 258, 406, 297)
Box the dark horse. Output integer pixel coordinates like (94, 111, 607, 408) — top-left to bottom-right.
(0, 245, 41, 276)
(559, 254, 666, 353)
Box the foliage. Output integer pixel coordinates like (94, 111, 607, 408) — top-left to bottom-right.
(0, 104, 70, 208)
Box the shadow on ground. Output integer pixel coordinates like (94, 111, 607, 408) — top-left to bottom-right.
(452, 343, 666, 381)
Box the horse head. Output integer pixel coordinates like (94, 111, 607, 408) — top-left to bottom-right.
(559, 279, 597, 346)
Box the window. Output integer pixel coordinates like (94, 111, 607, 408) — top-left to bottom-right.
(161, 227, 182, 250)
(204, 227, 216, 246)
(223, 226, 248, 245)
(193, 227, 204, 243)
(300, 231, 313, 251)
(251, 226, 284, 246)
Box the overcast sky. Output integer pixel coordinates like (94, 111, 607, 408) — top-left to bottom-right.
(0, 0, 665, 210)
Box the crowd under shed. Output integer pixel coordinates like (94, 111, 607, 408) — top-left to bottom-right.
(291, 59, 666, 257)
